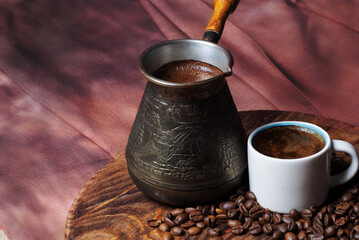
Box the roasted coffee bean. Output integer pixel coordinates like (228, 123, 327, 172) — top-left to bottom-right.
(296, 220, 304, 231)
(308, 233, 324, 240)
(189, 210, 203, 222)
(244, 200, 255, 210)
(238, 203, 249, 216)
(203, 215, 216, 227)
(283, 214, 295, 224)
(237, 212, 245, 222)
(246, 191, 256, 200)
(319, 205, 327, 215)
(215, 208, 226, 215)
(174, 213, 188, 225)
(263, 212, 272, 223)
(180, 220, 195, 229)
(330, 213, 337, 223)
(287, 221, 298, 233)
(263, 208, 270, 213)
(341, 192, 354, 202)
(316, 211, 323, 221)
(306, 226, 314, 234)
(344, 223, 353, 236)
(284, 232, 298, 240)
(301, 209, 313, 219)
(196, 205, 204, 212)
(309, 205, 318, 215)
(258, 217, 266, 225)
(327, 204, 335, 214)
(188, 226, 201, 235)
(312, 226, 325, 237)
(272, 230, 284, 240)
(227, 208, 238, 219)
(349, 208, 355, 217)
(232, 225, 245, 235)
(147, 219, 162, 227)
(249, 221, 262, 235)
(219, 201, 236, 211)
(349, 185, 359, 194)
(164, 216, 176, 228)
(324, 226, 336, 238)
(324, 213, 332, 227)
(161, 231, 173, 240)
(289, 209, 301, 221)
(202, 205, 210, 216)
(249, 204, 263, 213)
(235, 195, 246, 205)
(185, 207, 197, 214)
(159, 223, 170, 232)
(208, 227, 221, 236)
(350, 225, 359, 239)
(350, 213, 358, 222)
(243, 218, 252, 230)
(244, 216, 252, 222)
(336, 202, 351, 215)
(354, 203, 359, 214)
(215, 214, 228, 222)
(210, 204, 216, 215)
(171, 208, 184, 216)
(277, 222, 288, 233)
(337, 227, 345, 237)
(273, 212, 283, 224)
(313, 216, 324, 235)
(196, 221, 206, 229)
(171, 226, 184, 236)
(297, 230, 307, 240)
(262, 223, 274, 235)
(227, 219, 241, 228)
(249, 205, 264, 220)
(303, 219, 312, 230)
(335, 216, 348, 227)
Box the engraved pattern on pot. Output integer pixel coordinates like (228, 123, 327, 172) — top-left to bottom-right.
(126, 83, 245, 184)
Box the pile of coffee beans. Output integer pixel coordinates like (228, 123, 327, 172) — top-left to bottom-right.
(148, 184, 359, 240)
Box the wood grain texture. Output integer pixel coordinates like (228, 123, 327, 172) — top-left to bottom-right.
(65, 110, 359, 240)
(205, 0, 240, 35)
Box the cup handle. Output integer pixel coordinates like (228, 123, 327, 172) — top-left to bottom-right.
(330, 140, 359, 187)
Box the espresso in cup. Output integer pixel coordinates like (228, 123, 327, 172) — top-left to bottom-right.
(248, 121, 359, 213)
(252, 125, 325, 159)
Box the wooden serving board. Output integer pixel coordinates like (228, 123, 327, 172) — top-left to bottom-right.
(65, 110, 359, 240)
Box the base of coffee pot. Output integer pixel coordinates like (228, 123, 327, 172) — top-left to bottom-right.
(128, 165, 247, 206)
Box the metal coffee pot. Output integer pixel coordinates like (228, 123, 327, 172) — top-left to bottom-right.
(125, 0, 246, 205)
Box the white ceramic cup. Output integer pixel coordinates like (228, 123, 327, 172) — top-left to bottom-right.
(248, 121, 359, 213)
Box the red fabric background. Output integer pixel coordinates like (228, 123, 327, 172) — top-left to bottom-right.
(0, 0, 358, 239)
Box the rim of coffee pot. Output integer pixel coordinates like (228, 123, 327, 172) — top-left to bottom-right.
(139, 39, 233, 88)
(139, 0, 240, 88)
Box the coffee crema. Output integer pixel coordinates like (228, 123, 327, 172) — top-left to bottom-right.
(152, 60, 223, 83)
(252, 125, 326, 159)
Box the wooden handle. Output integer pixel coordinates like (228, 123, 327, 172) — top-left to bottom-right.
(203, 0, 240, 43)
